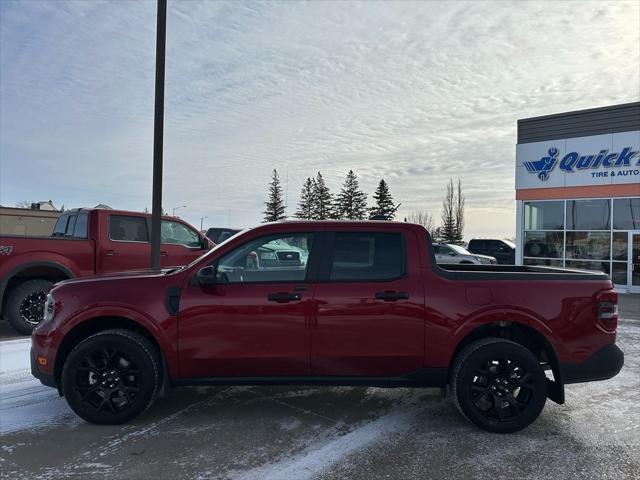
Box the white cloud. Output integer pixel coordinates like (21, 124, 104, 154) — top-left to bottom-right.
(1, 0, 638, 237)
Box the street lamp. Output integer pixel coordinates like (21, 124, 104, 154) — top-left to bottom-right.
(172, 205, 187, 216)
(200, 216, 207, 231)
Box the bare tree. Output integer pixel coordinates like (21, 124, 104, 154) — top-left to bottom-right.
(454, 179, 465, 244)
(15, 200, 32, 208)
(406, 211, 435, 232)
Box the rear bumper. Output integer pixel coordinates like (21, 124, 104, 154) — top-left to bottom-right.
(30, 348, 57, 389)
(561, 344, 624, 384)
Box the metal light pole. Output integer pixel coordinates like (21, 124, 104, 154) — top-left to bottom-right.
(200, 216, 207, 231)
(150, 0, 167, 270)
(172, 205, 187, 216)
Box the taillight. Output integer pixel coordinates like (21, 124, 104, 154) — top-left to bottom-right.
(595, 289, 618, 331)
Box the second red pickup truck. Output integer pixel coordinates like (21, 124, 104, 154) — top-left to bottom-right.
(31, 220, 623, 433)
(0, 208, 213, 334)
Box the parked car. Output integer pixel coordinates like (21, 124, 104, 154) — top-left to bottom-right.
(468, 239, 516, 265)
(31, 221, 623, 433)
(433, 243, 497, 264)
(205, 227, 241, 244)
(0, 208, 213, 334)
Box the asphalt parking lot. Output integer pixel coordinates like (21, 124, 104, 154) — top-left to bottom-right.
(1, 297, 638, 480)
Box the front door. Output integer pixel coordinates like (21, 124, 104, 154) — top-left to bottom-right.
(311, 230, 425, 377)
(629, 232, 640, 294)
(177, 232, 316, 378)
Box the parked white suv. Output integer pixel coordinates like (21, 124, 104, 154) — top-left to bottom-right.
(433, 243, 497, 265)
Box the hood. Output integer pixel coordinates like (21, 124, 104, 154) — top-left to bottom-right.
(56, 267, 180, 287)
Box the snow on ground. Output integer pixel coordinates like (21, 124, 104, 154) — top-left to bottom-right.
(0, 338, 79, 435)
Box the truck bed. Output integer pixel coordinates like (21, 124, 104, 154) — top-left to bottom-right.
(435, 262, 609, 280)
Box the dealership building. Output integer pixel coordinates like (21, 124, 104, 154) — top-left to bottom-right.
(515, 102, 640, 293)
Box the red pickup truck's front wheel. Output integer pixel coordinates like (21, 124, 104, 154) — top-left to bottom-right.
(451, 338, 548, 433)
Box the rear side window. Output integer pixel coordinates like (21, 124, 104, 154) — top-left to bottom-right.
(73, 212, 89, 238)
(52, 215, 69, 236)
(65, 214, 77, 236)
(329, 232, 404, 281)
(109, 215, 149, 242)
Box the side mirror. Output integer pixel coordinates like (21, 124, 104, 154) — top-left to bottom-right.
(196, 265, 229, 285)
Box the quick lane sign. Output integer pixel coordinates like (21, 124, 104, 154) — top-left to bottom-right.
(515, 131, 640, 189)
(524, 146, 639, 181)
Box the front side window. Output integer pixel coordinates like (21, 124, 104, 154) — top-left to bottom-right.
(161, 220, 201, 248)
(109, 215, 149, 242)
(330, 232, 404, 281)
(217, 233, 313, 283)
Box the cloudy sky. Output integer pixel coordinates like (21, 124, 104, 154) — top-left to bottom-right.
(1, 0, 638, 238)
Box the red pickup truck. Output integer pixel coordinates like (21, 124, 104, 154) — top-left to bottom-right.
(31, 221, 623, 433)
(0, 208, 213, 334)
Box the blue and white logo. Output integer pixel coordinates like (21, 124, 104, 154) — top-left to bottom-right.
(524, 146, 639, 181)
(524, 148, 558, 181)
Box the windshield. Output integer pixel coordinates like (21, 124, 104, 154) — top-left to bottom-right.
(448, 244, 471, 255)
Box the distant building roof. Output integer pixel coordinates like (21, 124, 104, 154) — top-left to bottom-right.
(94, 204, 113, 209)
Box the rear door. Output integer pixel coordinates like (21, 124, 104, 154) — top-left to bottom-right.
(98, 214, 150, 272)
(310, 229, 425, 377)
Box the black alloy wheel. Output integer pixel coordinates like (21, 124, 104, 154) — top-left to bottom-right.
(62, 329, 160, 424)
(20, 291, 47, 326)
(452, 338, 547, 433)
(6, 279, 54, 335)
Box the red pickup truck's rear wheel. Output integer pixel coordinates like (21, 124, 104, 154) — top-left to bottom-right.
(6, 279, 54, 335)
(61, 329, 160, 425)
(451, 338, 547, 433)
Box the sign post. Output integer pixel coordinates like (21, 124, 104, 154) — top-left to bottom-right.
(151, 0, 167, 270)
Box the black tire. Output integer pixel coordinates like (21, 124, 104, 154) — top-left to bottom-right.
(61, 329, 161, 425)
(6, 279, 54, 335)
(451, 338, 547, 433)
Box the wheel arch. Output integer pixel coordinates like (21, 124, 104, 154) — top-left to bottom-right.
(54, 315, 173, 394)
(0, 261, 75, 314)
(449, 315, 565, 404)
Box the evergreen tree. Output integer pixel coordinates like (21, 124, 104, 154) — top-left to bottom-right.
(263, 169, 287, 222)
(311, 172, 333, 220)
(295, 177, 315, 219)
(369, 179, 397, 219)
(335, 170, 368, 220)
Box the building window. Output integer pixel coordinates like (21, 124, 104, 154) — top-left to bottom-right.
(523, 231, 563, 258)
(565, 260, 610, 275)
(524, 201, 564, 230)
(566, 199, 610, 230)
(565, 232, 611, 260)
(613, 198, 640, 230)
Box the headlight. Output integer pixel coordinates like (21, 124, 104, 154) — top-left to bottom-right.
(43, 294, 56, 323)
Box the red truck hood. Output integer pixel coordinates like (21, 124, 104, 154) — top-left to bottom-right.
(56, 267, 180, 286)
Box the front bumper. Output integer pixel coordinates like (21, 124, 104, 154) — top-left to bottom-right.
(561, 344, 624, 384)
(30, 348, 57, 389)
